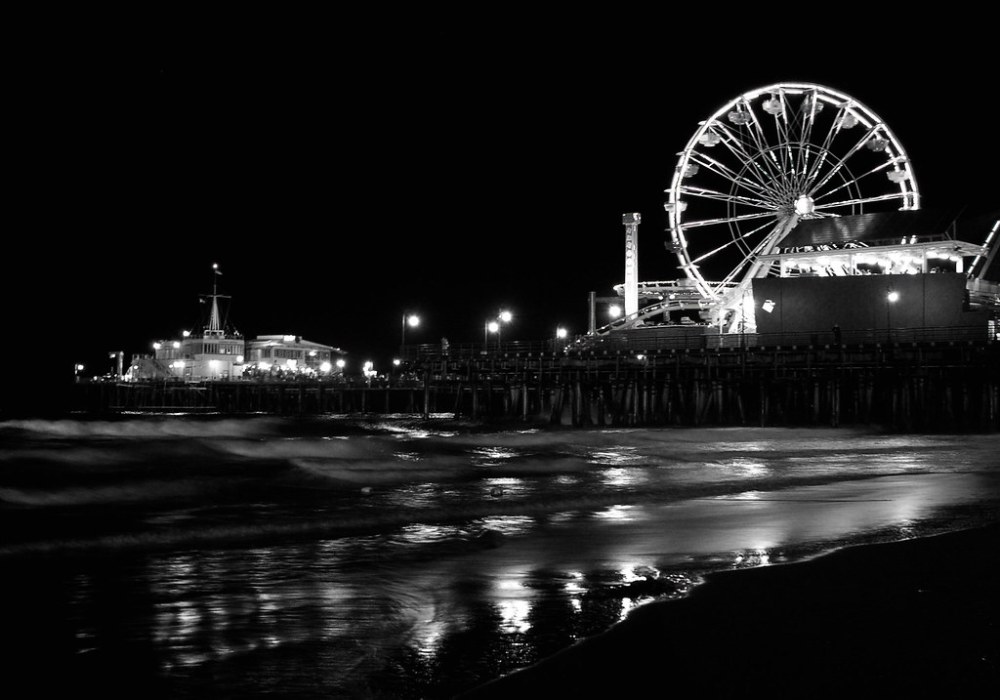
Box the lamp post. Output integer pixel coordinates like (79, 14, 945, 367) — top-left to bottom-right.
(401, 313, 420, 354)
(485, 319, 499, 351)
(740, 290, 749, 350)
(555, 326, 568, 353)
(485, 310, 512, 352)
(497, 310, 511, 348)
(886, 288, 899, 343)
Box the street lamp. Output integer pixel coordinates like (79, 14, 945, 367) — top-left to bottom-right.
(497, 310, 511, 348)
(886, 288, 899, 342)
(554, 326, 569, 353)
(401, 313, 421, 350)
(485, 319, 499, 350)
(485, 310, 512, 351)
(608, 304, 622, 319)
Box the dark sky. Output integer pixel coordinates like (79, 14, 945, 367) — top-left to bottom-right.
(7, 15, 998, 404)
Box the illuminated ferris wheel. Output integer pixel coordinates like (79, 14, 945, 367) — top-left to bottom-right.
(665, 82, 920, 326)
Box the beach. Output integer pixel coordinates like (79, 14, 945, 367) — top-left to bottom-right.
(460, 521, 1000, 697)
(2, 418, 998, 698)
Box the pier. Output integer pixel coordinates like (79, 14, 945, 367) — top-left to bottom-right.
(72, 328, 1000, 432)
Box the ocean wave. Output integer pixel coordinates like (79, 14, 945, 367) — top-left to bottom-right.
(287, 455, 476, 486)
(0, 417, 284, 440)
(0, 478, 223, 507)
(215, 437, 393, 461)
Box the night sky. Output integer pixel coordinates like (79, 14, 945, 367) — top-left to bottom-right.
(6, 15, 998, 411)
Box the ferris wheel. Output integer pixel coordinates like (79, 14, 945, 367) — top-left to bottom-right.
(665, 82, 919, 327)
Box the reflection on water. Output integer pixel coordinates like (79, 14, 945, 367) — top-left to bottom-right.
(472, 446, 520, 464)
(64, 472, 993, 696)
(478, 515, 535, 536)
(733, 548, 772, 567)
(594, 504, 637, 521)
(395, 523, 465, 545)
(599, 466, 649, 487)
(719, 458, 771, 478)
(589, 446, 642, 465)
(496, 598, 532, 635)
(3, 423, 1000, 699)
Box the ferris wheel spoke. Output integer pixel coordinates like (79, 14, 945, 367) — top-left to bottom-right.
(793, 109, 818, 187)
(740, 100, 796, 190)
(719, 227, 785, 286)
(679, 185, 777, 210)
(793, 94, 832, 192)
(719, 98, 781, 186)
(768, 101, 807, 199)
(802, 92, 826, 142)
(687, 151, 784, 204)
(780, 101, 808, 183)
(707, 118, 755, 152)
(778, 134, 797, 194)
(814, 159, 898, 203)
(687, 149, 746, 182)
(710, 122, 785, 189)
(740, 97, 774, 159)
(806, 123, 883, 196)
(688, 219, 776, 265)
(800, 105, 849, 193)
(681, 210, 778, 230)
(812, 192, 911, 211)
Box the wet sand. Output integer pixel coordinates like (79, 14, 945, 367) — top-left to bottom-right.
(458, 522, 1000, 697)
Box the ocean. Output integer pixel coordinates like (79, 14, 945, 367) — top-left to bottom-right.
(2, 414, 998, 698)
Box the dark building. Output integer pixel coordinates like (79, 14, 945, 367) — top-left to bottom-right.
(751, 207, 999, 344)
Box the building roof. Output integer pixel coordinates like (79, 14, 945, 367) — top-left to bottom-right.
(780, 206, 997, 249)
(781, 208, 954, 248)
(248, 335, 344, 353)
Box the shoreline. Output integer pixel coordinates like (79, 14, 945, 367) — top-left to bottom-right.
(457, 521, 1000, 697)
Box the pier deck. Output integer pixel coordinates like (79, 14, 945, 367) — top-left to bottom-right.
(72, 334, 1000, 431)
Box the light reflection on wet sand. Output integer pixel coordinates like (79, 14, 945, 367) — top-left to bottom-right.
(461, 473, 985, 570)
(136, 471, 996, 696)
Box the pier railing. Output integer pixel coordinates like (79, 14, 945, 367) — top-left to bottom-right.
(401, 324, 995, 359)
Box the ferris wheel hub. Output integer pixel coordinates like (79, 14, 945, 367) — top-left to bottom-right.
(794, 195, 816, 216)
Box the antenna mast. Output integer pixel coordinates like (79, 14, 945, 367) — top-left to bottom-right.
(203, 263, 229, 338)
